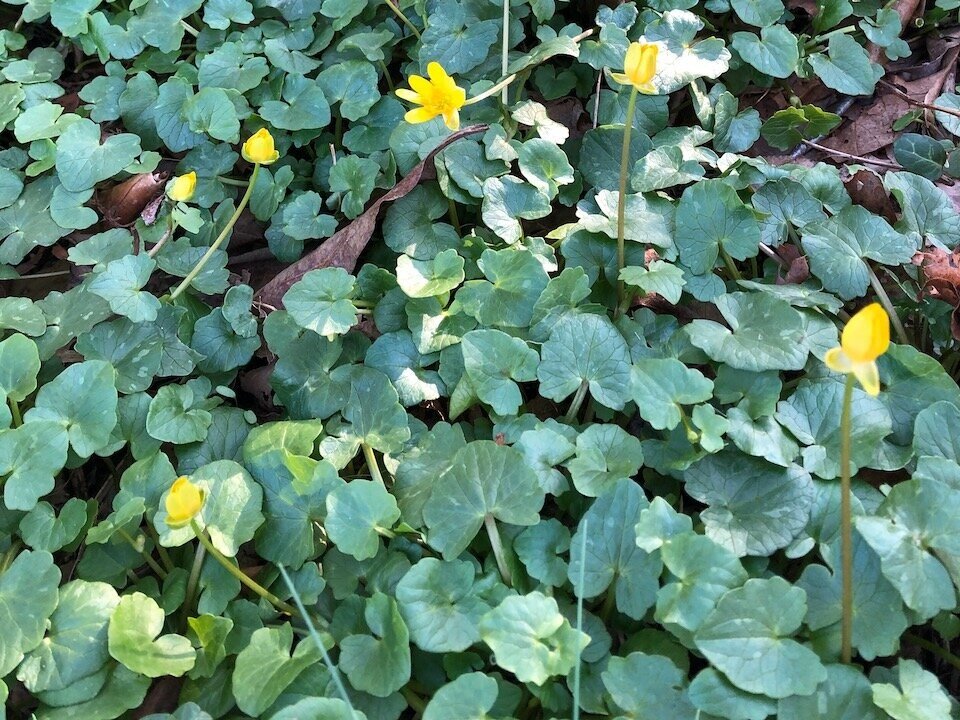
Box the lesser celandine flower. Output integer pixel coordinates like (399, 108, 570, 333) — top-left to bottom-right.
(165, 476, 205, 528)
(611, 42, 659, 94)
(824, 302, 890, 396)
(242, 128, 280, 165)
(396, 62, 466, 131)
(167, 171, 196, 202)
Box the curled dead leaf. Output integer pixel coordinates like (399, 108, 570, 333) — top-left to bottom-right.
(99, 172, 169, 228)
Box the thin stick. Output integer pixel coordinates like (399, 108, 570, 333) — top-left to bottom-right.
(867, 265, 909, 345)
(801, 140, 901, 170)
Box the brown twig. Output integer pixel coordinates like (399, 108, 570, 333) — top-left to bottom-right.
(801, 139, 902, 169)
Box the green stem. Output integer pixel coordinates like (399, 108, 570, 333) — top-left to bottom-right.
(904, 632, 960, 671)
(182, 541, 206, 629)
(180, 20, 199, 37)
(362, 443, 385, 485)
(217, 176, 249, 187)
(190, 520, 298, 617)
(118, 529, 168, 579)
(599, 585, 617, 622)
(500, 0, 510, 104)
(402, 686, 427, 714)
(463, 73, 518, 106)
(484, 513, 512, 586)
(384, 0, 421, 39)
(8, 398, 22, 428)
(377, 59, 396, 92)
(867, 265, 909, 345)
(564, 380, 589, 424)
(839, 373, 855, 664)
(146, 525, 176, 573)
(447, 198, 461, 235)
(169, 164, 260, 300)
(720, 246, 742, 281)
(615, 87, 639, 318)
(572, 518, 588, 720)
(0, 541, 22, 574)
(805, 24, 857, 50)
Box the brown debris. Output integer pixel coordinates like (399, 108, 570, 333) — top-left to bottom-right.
(843, 168, 899, 222)
(913, 246, 960, 340)
(99, 172, 169, 228)
(254, 124, 488, 313)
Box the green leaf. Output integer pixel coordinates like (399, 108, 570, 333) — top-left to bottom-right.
(0, 420, 69, 510)
(18, 498, 88, 552)
(365, 331, 444, 407)
(232, 624, 320, 716)
(808, 34, 883, 96)
(630, 358, 713, 430)
(0, 332, 40, 402)
(569, 478, 661, 619)
(602, 652, 697, 717)
(242, 421, 336, 566)
(620, 260, 686, 304)
(18, 580, 119, 693)
(260, 74, 330, 131)
(689, 667, 777, 720)
(779, 664, 886, 720)
(884, 170, 960, 246)
(676, 179, 760, 274)
(630, 145, 705, 192)
(395, 558, 491, 653)
(146, 383, 212, 444)
(87, 253, 160, 323)
(481, 176, 552, 244)
(422, 672, 499, 720)
(396, 249, 465, 298)
(730, 0, 783, 26)
(420, 1, 499, 75)
(872, 659, 952, 720)
(856, 477, 960, 619)
(518, 138, 575, 199)
(457, 248, 549, 328)
(893, 133, 946, 180)
(537, 312, 632, 411)
(107, 592, 195, 677)
(183, 88, 239, 142)
(694, 577, 827, 698)
(460, 329, 539, 416)
(329, 155, 379, 219)
(25, 360, 117, 458)
(687, 292, 809, 372)
(566, 424, 644, 497)
(0, 550, 60, 677)
(54, 118, 141, 192)
(514, 518, 571, 586)
(776, 378, 892, 479)
(732, 26, 800, 78)
(479, 591, 588, 686)
(325, 479, 400, 561)
(340, 593, 411, 697)
(318, 60, 380, 121)
(423, 440, 545, 559)
(684, 450, 815, 556)
(284, 267, 358, 341)
(801, 205, 915, 300)
(760, 105, 842, 150)
(330, 365, 411, 454)
(643, 10, 731, 92)
(656, 532, 748, 633)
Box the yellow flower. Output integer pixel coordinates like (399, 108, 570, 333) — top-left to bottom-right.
(396, 62, 466, 131)
(165, 476, 205, 528)
(610, 42, 659, 94)
(242, 128, 280, 165)
(167, 171, 196, 202)
(824, 302, 890, 396)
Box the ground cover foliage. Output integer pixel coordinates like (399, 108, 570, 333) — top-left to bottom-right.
(4, 0, 960, 717)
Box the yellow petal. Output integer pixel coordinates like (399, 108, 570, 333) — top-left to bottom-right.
(609, 71, 633, 87)
(442, 109, 460, 130)
(167, 171, 196, 202)
(426, 61, 451, 85)
(841, 302, 890, 363)
(824, 346, 852, 374)
(395, 88, 421, 103)
(405, 106, 437, 124)
(851, 360, 881, 396)
(242, 128, 279, 165)
(634, 43, 658, 85)
(165, 476, 205, 528)
(408, 74, 432, 95)
(637, 81, 658, 95)
(623, 42, 643, 79)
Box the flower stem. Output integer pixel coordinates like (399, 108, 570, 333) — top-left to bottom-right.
(501, 0, 510, 104)
(564, 380, 589, 423)
(615, 87, 639, 318)
(362, 443, 385, 485)
(839, 373, 855, 664)
(867, 265, 909, 345)
(118, 528, 168, 579)
(904, 632, 960, 671)
(169, 164, 260, 300)
(190, 520, 298, 617)
(720, 246, 742, 281)
(484, 513, 512, 586)
(146, 524, 176, 573)
(182, 541, 206, 629)
(464, 73, 518, 106)
(8, 398, 21, 428)
(384, 0, 421, 39)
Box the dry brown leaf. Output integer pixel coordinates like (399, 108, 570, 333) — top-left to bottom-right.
(844, 168, 899, 222)
(254, 124, 488, 312)
(99, 172, 169, 227)
(914, 246, 960, 307)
